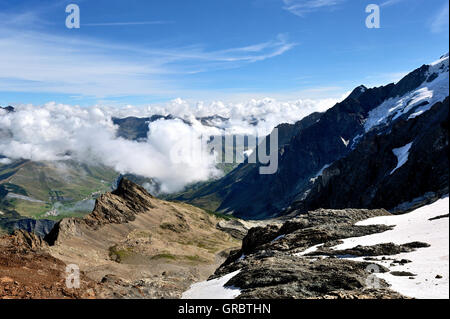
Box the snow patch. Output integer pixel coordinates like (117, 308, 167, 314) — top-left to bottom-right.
(294, 243, 324, 257)
(182, 270, 241, 299)
(390, 142, 413, 175)
(332, 196, 449, 299)
(340, 137, 349, 147)
(243, 149, 254, 158)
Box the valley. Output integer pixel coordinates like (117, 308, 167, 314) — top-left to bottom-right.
(0, 53, 448, 300)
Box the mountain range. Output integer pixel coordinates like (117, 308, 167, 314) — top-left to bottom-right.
(0, 53, 448, 300)
(173, 53, 449, 220)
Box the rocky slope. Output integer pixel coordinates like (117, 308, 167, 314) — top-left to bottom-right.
(1, 179, 243, 299)
(0, 230, 98, 299)
(184, 206, 443, 299)
(176, 54, 449, 219)
(43, 178, 240, 298)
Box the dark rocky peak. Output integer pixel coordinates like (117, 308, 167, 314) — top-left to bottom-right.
(0, 106, 15, 113)
(45, 179, 156, 245)
(112, 177, 154, 205)
(346, 85, 368, 101)
(389, 64, 429, 98)
(84, 178, 155, 228)
(275, 112, 323, 147)
(336, 83, 395, 116)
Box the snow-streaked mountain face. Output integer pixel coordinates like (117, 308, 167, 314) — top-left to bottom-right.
(178, 53, 449, 219)
(364, 54, 449, 132)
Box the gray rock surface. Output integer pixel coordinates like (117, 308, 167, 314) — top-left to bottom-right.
(211, 208, 414, 299)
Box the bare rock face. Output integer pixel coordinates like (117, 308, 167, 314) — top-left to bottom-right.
(11, 229, 48, 252)
(216, 219, 251, 240)
(242, 225, 280, 254)
(307, 242, 431, 257)
(45, 178, 156, 244)
(84, 178, 155, 228)
(225, 253, 393, 299)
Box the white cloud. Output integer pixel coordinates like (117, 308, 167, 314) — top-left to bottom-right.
(380, 0, 404, 7)
(0, 158, 12, 165)
(430, 2, 449, 34)
(282, 0, 344, 16)
(83, 21, 174, 26)
(0, 97, 339, 192)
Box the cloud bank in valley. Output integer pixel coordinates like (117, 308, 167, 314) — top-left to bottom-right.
(0, 97, 339, 192)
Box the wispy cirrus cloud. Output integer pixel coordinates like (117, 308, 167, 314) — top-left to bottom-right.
(430, 1, 449, 33)
(83, 21, 174, 26)
(0, 10, 295, 99)
(380, 0, 404, 7)
(282, 0, 344, 16)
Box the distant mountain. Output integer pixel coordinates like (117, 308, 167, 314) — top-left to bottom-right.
(0, 106, 14, 113)
(111, 114, 230, 141)
(0, 160, 117, 233)
(175, 54, 449, 219)
(112, 115, 180, 141)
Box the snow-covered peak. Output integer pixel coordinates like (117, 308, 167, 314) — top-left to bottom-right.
(364, 54, 449, 132)
(430, 52, 449, 67)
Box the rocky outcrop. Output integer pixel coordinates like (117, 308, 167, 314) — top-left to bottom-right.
(307, 242, 431, 257)
(216, 219, 252, 240)
(84, 178, 155, 228)
(45, 178, 155, 244)
(40, 178, 241, 298)
(224, 254, 399, 299)
(210, 208, 413, 299)
(11, 230, 48, 251)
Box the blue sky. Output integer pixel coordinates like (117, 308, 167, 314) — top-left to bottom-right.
(0, 0, 448, 106)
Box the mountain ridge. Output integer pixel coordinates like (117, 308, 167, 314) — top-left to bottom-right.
(173, 53, 449, 219)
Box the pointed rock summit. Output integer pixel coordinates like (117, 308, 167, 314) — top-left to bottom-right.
(45, 178, 156, 244)
(84, 178, 155, 228)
